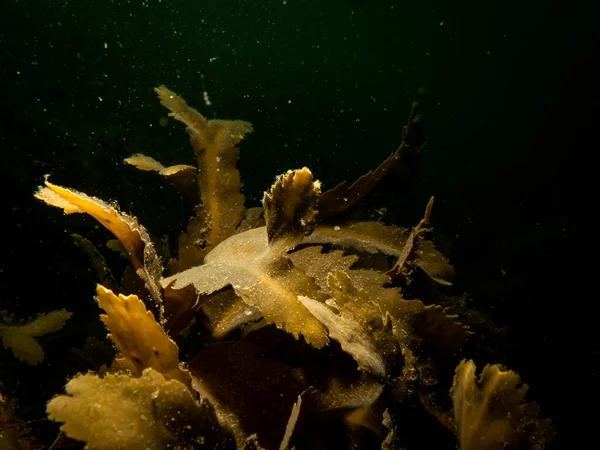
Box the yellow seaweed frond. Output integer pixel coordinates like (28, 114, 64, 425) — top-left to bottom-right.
(162, 168, 329, 348)
(35, 179, 164, 319)
(451, 359, 553, 450)
(95, 285, 191, 390)
(304, 221, 409, 257)
(47, 368, 235, 450)
(263, 167, 321, 251)
(0, 309, 71, 364)
(299, 270, 388, 377)
(155, 85, 252, 250)
(124, 153, 166, 172)
(163, 226, 329, 348)
(124, 153, 199, 209)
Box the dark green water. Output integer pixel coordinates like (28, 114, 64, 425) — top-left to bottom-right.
(0, 1, 596, 448)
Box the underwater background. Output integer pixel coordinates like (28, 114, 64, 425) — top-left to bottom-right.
(0, 0, 596, 448)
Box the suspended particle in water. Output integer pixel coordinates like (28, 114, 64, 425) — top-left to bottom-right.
(203, 91, 212, 106)
(200, 74, 212, 106)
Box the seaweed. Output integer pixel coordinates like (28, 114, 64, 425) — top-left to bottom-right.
(0, 85, 553, 449)
(0, 309, 72, 365)
(451, 360, 553, 450)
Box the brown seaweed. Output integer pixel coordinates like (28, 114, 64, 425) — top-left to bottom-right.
(318, 102, 424, 220)
(35, 179, 165, 321)
(155, 85, 253, 269)
(162, 168, 329, 348)
(0, 309, 72, 364)
(451, 360, 553, 450)
(15, 85, 554, 450)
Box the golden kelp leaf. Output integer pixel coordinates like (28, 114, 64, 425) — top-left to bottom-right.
(263, 168, 320, 252)
(35, 179, 164, 319)
(47, 368, 235, 450)
(293, 244, 462, 372)
(0, 309, 71, 364)
(163, 169, 329, 347)
(343, 269, 405, 318)
(155, 85, 252, 249)
(326, 270, 401, 369)
(304, 222, 409, 257)
(451, 360, 553, 450)
(289, 246, 408, 323)
(163, 227, 329, 348)
(124, 153, 200, 208)
(124, 153, 165, 172)
(95, 285, 191, 390)
(299, 294, 385, 377)
(300, 270, 397, 377)
(288, 246, 359, 293)
(319, 102, 424, 220)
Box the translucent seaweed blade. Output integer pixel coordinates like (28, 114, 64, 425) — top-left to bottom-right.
(155, 86, 252, 250)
